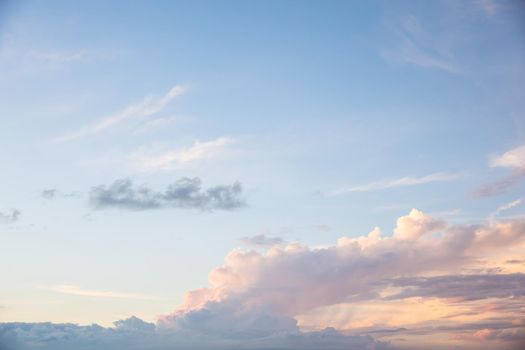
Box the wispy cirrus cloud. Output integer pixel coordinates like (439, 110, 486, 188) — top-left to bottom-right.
(474, 144, 525, 197)
(52, 85, 186, 143)
(490, 198, 522, 220)
(328, 172, 461, 195)
(474, 0, 505, 16)
(381, 15, 460, 73)
(130, 137, 233, 172)
(44, 285, 157, 300)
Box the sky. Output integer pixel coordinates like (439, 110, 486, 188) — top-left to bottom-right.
(0, 0, 525, 349)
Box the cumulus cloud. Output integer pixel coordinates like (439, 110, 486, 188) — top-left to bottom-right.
(2, 210, 525, 350)
(53, 85, 186, 142)
(0, 209, 20, 224)
(328, 172, 461, 195)
(393, 208, 446, 240)
(89, 177, 246, 211)
(156, 209, 525, 348)
(240, 234, 285, 247)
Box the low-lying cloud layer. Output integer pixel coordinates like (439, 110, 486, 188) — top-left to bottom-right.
(2, 209, 524, 350)
(0, 317, 387, 350)
(157, 209, 525, 349)
(89, 177, 246, 211)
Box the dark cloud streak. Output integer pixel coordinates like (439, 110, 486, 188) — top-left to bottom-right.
(89, 177, 246, 212)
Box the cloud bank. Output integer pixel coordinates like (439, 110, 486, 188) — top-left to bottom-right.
(157, 209, 525, 349)
(0, 317, 387, 350)
(2, 209, 524, 350)
(89, 177, 246, 211)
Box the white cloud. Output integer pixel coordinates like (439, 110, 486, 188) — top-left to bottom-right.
(473, 144, 525, 197)
(393, 208, 446, 240)
(490, 144, 525, 169)
(490, 198, 523, 220)
(130, 137, 233, 172)
(45, 285, 157, 300)
(328, 172, 461, 195)
(53, 85, 186, 142)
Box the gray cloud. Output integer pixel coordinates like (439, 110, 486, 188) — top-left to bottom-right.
(0, 209, 20, 224)
(385, 273, 525, 301)
(89, 178, 246, 211)
(240, 234, 284, 247)
(0, 316, 388, 350)
(472, 169, 525, 197)
(41, 189, 80, 200)
(41, 189, 57, 199)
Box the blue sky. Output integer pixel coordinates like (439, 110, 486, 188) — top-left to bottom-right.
(1, 1, 525, 349)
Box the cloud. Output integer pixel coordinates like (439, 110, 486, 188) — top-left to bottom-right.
(44, 285, 157, 300)
(240, 234, 285, 247)
(89, 177, 246, 212)
(133, 116, 184, 134)
(154, 209, 525, 349)
(131, 137, 233, 172)
(53, 85, 186, 142)
(2, 210, 525, 350)
(473, 169, 525, 197)
(474, 0, 506, 16)
(0, 209, 20, 224)
(41, 189, 57, 199)
(0, 317, 387, 350)
(393, 208, 446, 240)
(384, 273, 525, 301)
(474, 144, 525, 197)
(490, 144, 525, 169)
(41, 189, 79, 199)
(381, 16, 460, 73)
(328, 172, 461, 195)
(0, 35, 115, 73)
(490, 198, 523, 219)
